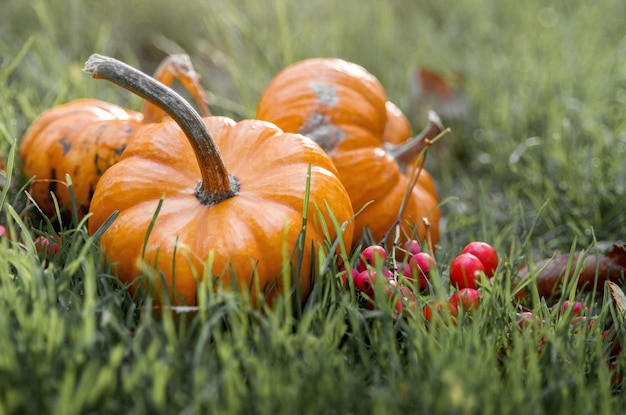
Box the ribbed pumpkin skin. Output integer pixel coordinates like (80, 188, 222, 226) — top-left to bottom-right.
(20, 54, 208, 218)
(20, 99, 143, 217)
(257, 58, 388, 152)
(88, 116, 355, 306)
(257, 58, 440, 246)
(331, 142, 440, 246)
(382, 101, 412, 146)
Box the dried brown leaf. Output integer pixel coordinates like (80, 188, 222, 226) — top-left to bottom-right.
(608, 281, 626, 317)
(517, 247, 626, 298)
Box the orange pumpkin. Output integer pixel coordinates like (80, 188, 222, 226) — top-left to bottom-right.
(84, 54, 354, 306)
(256, 58, 441, 246)
(20, 54, 210, 218)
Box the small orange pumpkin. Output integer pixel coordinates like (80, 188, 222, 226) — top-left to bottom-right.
(20, 54, 210, 218)
(257, 58, 442, 246)
(84, 54, 354, 306)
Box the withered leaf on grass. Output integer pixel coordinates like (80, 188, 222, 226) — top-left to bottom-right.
(407, 67, 470, 123)
(608, 281, 626, 318)
(517, 243, 626, 298)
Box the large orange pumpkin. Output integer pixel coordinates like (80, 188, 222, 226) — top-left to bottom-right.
(84, 54, 354, 306)
(256, 58, 442, 247)
(20, 54, 210, 218)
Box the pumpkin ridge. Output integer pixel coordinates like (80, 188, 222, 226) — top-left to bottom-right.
(257, 57, 441, 246)
(86, 55, 355, 306)
(84, 54, 237, 206)
(215, 119, 285, 173)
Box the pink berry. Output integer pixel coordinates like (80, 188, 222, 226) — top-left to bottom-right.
(408, 252, 436, 288)
(398, 284, 414, 300)
(382, 279, 405, 315)
(517, 311, 541, 328)
(358, 245, 387, 272)
(404, 240, 421, 256)
(383, 278, 398, 294)
(399, 264, 425, 289)
(409, 252, 435, 276)
(462, 241, 498, 278)
(449, 253, 485, 289)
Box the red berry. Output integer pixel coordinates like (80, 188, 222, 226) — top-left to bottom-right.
(354, 270, 374, 294)
(381, 267, 394, 280)
(380, 279, 407, 315)
(341, 267, 360, 285)
(410, 251, 435, 274)
(400, 263, 426, 289)
(353, 268, 392, 295)
(449, 253, 485, 289)
(394, 299, 403, 315)
(406, 252, 435, 289)
(383, 278, 398, 295)
(422, 301, 439, 322)
(462, 241, 498, 278)
(0, 225, 7, 237)
(449, 288, 481, 311)
(410, 252, 435, 274)
(423, 300, 458, 322)
(553, 300, 585, 317)
(35, 234, 61, 256)
(358, 245, 387, 272)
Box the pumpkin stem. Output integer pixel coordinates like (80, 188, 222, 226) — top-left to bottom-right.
(83, 54, 239, 205)
(142, 54, 211, 123)
(384, 111, 444, 170)
(380, 126, 451, 249)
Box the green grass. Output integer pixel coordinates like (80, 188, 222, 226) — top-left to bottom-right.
(1, 0, 625, 413)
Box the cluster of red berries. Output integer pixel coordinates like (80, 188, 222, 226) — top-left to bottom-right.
(340, 239, 623, 386)
(339, 239, 499, 319)
(34, 234, 62, 260)
(339, 240, 431, 314)
(422, 241, 498, 321)
(0, 225, 62, 264)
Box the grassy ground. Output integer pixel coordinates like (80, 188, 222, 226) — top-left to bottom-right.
(1, 0, 625, 413)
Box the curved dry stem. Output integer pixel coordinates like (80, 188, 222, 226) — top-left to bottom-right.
(142, 54, 211, 123)
(384, 111, 444, 170)
(84, 53, 238, 205)
(380, 126, 451, 249)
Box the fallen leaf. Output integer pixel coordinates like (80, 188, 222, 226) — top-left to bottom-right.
(517, 245, 626, 298)
(407, 67, 469, 122)
(608, 281, 626, 317)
